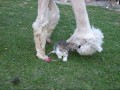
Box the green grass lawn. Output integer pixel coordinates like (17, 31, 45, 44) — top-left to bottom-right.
(0, 0, 120, 90)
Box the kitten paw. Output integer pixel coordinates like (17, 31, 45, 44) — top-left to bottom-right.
(63, 58, 67, 62)
(58, 56, 62, 59)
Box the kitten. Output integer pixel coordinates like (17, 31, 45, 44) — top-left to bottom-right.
(49, 40, 79, 62)
(52, 41, 69, 61)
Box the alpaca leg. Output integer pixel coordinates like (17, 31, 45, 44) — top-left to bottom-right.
(67, 0, 91, 43)
(33, 30, 47, 59)
(46, 0, 60, 43)
(67, 0, 104, 55)
(32, 0, 50, 60)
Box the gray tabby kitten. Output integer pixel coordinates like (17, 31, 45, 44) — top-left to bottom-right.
(49, 40, 80, 62)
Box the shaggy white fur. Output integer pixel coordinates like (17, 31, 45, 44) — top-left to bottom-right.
(76, 26, 104, 55)
(67, 26, 104, 55)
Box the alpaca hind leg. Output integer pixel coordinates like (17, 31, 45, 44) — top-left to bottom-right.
(46, 0, 60, 43)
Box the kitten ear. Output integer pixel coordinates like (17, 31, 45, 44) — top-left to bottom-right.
(67, 42, 76, 51)
(53, 43, 60, 51)
(67, 42, 71, 46)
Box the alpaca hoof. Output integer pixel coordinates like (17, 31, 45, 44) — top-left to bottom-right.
(36, 53, 45, 59)
(36, 53, 51, 62)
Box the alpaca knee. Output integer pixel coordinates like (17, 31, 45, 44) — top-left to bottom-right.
(32, 20, 48, 31)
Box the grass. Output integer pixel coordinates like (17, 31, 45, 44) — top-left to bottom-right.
(0, 0, 120, 89)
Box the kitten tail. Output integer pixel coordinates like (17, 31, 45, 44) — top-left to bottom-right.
(47, 51, 56, 56)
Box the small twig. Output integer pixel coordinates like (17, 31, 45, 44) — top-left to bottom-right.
(52, 60, 58, 62)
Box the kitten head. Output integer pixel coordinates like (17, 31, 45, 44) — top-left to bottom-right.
(53, 40, 69, 55)
(56, 44, 69, 55)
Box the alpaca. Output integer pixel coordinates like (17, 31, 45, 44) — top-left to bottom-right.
(106, 0, 120, 8)
(32, 0, 104, 62)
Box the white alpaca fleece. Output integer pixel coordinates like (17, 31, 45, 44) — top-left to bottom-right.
(76, 26, 104, 55)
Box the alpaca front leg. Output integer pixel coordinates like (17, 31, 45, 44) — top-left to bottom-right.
(32, 0, 51, 61)
(33, 26, 52, 61)
(33, 30, 47, 60)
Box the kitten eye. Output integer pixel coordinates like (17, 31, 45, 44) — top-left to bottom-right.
(59, 49, 63, 52)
